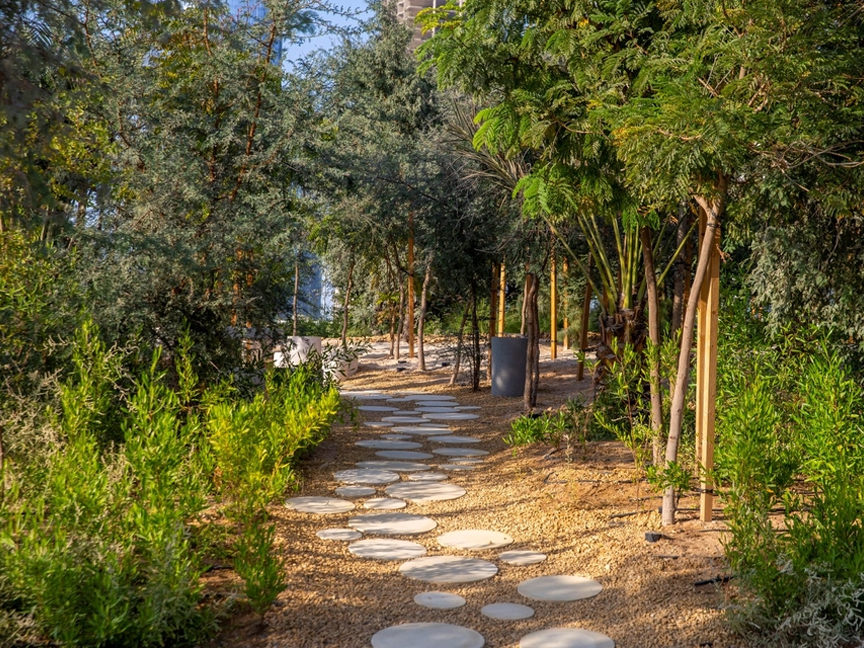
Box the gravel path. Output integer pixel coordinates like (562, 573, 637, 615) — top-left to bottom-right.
(212, 344, 745, 648)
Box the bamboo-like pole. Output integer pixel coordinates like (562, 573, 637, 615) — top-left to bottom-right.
(408, 212, 415, 358)
(497, 263, 506, 335)
(577, 255, 592, 381)
(489, 262, 499, 339)
(562, 258, 570, 349)
(697, 211, 721, 522)
(550, 255, 558, 360)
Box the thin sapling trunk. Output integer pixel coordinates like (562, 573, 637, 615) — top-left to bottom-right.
(418, 265, 432, 371)
(640, 227, 665, 466)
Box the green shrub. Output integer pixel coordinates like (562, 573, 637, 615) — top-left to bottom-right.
(504, 397, 592, 456)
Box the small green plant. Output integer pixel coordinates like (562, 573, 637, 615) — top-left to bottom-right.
(233, 517, 286, 623)
(504, 398, 592, 459)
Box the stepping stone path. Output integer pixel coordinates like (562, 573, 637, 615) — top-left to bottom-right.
(285, 496, 354, 514)
(384, 482, 467, 503)
(335, 485, 376, 498)
(288, 387, 615, 647)
(348, 512, 438, 535)
(481, 602, 535, 620)
(399, 555, 498, 583)
(414, 592, 466, 609)
(356, 439, 422, 449)
(371, 623, 484, 648)
(438, 529, 514, 550)
(334, 468, 400, 485)
(349, 538, 426, 560)
(316, 528, 362, 541)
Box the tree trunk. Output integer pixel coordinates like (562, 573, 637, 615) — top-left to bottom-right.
(523, 272, 540, 411)
(395, 279, 405, 361)
(520, 271, 529, 335)
(671, 204, 689, 334)
(640, 227, 665, 466)
(450, 303, 470, 386)
(471, 289, 481, 391)
(407, 213, 415, 358)
(662, 191, 724, 526)
(418, 265, 432, 371)
(577, 255, 593, 381)
(488, 262, 499, 380)
(341, 258, 355, 347)
(292, 254, 300, 336)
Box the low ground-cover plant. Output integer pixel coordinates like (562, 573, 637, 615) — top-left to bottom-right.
(0, 322, 342, 646)
(504, 397, 593, 458)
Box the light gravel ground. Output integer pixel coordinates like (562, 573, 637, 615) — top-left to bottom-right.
(210, 341, 745, 648)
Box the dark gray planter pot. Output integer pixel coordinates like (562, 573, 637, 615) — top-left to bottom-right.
(491, 336, 528, 397)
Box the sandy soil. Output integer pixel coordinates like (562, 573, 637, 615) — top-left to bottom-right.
(209, 341, 745, 648)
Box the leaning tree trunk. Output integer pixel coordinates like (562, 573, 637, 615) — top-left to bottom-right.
(292, 254, 300, 336)
(450, 303, 470, 386)
(523, 272, 540, 411)
(341, 257, 355, 347)
(662, 191, 724, 526)
(640, 227, 665, 466)
(418, 265, 432, 371)
(671, 204, 689, 335)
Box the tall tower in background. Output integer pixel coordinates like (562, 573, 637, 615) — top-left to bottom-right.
(395, 0, 439, 48)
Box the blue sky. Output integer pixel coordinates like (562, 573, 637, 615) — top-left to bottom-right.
(282, 0, 374, 64)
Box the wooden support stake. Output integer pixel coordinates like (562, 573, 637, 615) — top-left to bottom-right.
(562, 258, 570, 349)
(408, 212, 415, 358)
(577, 255, 592, 381)
(696, 209, 720, 523)
(550, 256, 558, 360)
(489, 262, 499, 339)
(497, 263, 506, 335)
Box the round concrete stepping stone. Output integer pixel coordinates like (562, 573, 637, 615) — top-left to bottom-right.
(433, 447, 489, 457)
(358, 405, 401, 412)
(386, 398, 414, 403)
(391, 426, 452, 436)
(424, 412, 480, 421)
(356, 439, 423, 449)
(452, 458, 484, 464)
(371, 623, 484, 648)
(382, 416, 428, 423)
(342, 391, 383, 398)
(400, 555, 498, 583)
(517, 575, 603, 601)
(316, 528, 362, 541)
(348, 512, 437, 535)
(363, 497, 407, 510)
(415, 407, 461, 413)
(428, 435, 481, 444)
(481, 603, 534, 620)
(405, 395, 457, 401)
(356, 460, 429, 472)
(408, 472, 448, 481)
(375, 450, 435, 460)
(285, 496, 355, 514)
(440, 463, 477, 471)
(414, 592, 466, 609)
(348, 538, 426, 560)
(457, 406, 481, 410)
(344, 394, 385, 401)
(334, 469, 400, 485)
(381, 434, 411, 440)
(519, 628, 614, 648)
(438, 530, 514, 550)
(499, 551, 547, 566)
(385, 482, 467, 503)
(364, 421, 394, 427)
(335, 485, 377, 497)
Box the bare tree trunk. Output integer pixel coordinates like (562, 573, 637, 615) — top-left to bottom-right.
(671, 204, 688, 334)
(341, 258, 355, 347)
(471, 289, 481, 391)
(523, 272, 540, 411)
(577, 255, 593, 381)
(292, 254, 300, 336)
(418, 265, 432, 371)
(487, 263, 498, 380)
(520, 271, 529, 335)
(662, 189, 724, 526)
(641, 227, 665, 466)
(395, 280, 405, 361)
(450, 303, 470, 386)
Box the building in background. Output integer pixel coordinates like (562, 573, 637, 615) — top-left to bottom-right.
(226, 0, 284, 61)
(394, 0, 442, 48)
